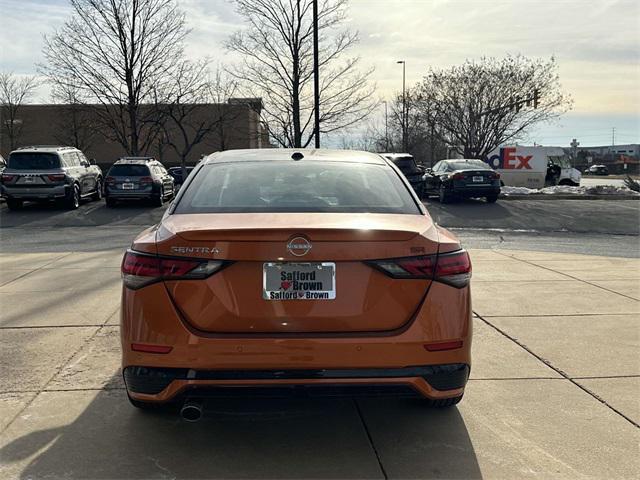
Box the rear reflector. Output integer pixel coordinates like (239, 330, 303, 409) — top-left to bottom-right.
(424, 340, 464, 352)
(369, 250, 471, 288)
(131, 343, 173, 354)
(121, 250, 228, 289)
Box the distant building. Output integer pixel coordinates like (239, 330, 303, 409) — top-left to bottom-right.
(0, 98, 272, 171)
(571, 143, 639, 174)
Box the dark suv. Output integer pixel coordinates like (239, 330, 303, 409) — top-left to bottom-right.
(381, 153, 426, 197)
(104, 157, 175, 207)
(0, 145, 103, 210)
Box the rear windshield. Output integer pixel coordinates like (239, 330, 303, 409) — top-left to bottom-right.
(107, 164, 150, 176)
(392, 157, 419, 173)
(175, 161, 421, 214)
(447, 160, 489, 170)
(8, 152, 61, 170)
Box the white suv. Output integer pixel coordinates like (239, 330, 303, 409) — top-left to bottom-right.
(0, 145, 103, 210)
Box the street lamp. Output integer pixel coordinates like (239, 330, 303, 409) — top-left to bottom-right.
(396, 60, 406, 152)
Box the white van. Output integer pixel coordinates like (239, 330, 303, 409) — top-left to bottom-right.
(483, 146, 581, 188)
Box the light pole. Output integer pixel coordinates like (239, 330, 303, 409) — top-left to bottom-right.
(312, 0, 320, 148)
(382, 100, 389, 151)
(396, 60, 406, 152)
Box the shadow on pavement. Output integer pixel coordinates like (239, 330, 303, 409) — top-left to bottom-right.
(0, 379, 481, 479)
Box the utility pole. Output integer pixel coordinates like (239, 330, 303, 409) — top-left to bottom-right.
(382, 100, 388, 151)
(612, 127, 616, 147)
(397, 60, 406, 152)
(312, 0, 320, 148)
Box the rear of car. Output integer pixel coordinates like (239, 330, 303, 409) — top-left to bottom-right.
(430, 159, 501, 203)
(1, 148, 79, 209)
(105, 159, 174, 207)
(120, 149, 472, 415)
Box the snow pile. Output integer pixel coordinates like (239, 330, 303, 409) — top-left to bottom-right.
(501, 185, 640, 196)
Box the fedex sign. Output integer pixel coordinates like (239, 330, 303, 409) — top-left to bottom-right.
(486, 147, 533, 170)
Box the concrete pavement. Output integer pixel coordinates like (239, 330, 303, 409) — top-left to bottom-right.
(0, 248, 638, 479)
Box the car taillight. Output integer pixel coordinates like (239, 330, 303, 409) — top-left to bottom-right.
(368, 250, 472, 288)
(1, 174, 15, 183)
(140, 176, 153, 184)
(121, 250, 229, 289)
(47, 174, 66, 182)
(105, 176, 116, 184)
(489, 171, 500, 179)
(452, 172, 465, 180)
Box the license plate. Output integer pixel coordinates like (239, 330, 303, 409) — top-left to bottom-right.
(472, 176, 484, 183)
(19, 176, 44, 184)
(263, 262, 336, 300)
(122, 183, 135, 189)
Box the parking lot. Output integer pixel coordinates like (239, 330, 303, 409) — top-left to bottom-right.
(1, 198, 639, 479)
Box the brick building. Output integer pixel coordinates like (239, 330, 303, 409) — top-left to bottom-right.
(1, 98, 271, 171)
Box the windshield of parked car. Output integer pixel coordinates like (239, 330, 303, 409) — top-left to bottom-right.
(8, 152, 61, 170)
(175, 161, 421, 214)
(107, 164, 150, 176)
(447, 160, 490, 171)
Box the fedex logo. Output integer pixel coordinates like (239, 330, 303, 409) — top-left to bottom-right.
(486, 147, 532, 170)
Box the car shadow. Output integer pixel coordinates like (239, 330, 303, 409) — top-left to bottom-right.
(0, 377, 481, 479)
(423, 197, 513, 224)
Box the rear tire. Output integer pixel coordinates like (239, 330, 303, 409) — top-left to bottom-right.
(91, 178, 103, 201)
(6, 198, 23, 211)
(439, 185, 451, 203)
(486, 194, 499, 203)
(153, 187, 164, 207)
(425, 395, 463, 408)
(66, 184, 80, 210)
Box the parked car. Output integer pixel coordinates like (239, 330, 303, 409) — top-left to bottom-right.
(0, 154, 6, 174)
(0, 145, 103, 210)
(381, 153, 426, 197)
(168, 166, 195, 185)
(423, 159, 501, 203)
(104, 157, 175, 207)
(584, 164, 609, 176)
(120, 149, 472, 418)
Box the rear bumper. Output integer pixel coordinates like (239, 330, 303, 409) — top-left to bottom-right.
(124, 364, 469, 401)
(450, 186, 500, 197)
(105, 190, 155, 200)
(1, 184, 68, 200)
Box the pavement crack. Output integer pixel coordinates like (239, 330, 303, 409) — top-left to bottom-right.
(474, 311, 640, 429)
(353, 399, 388, 480)
(0, 251, 74, 288)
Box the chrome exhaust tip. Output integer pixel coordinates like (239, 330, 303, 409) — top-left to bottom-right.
(180, 398, 203, 422)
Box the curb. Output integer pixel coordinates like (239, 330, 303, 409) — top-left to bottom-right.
(500, 194, 640, 200)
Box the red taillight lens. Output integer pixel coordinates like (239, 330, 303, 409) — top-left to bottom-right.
(489, 171, 500, 179)
(452, 172, 465, 180)
(47, 174, 66, 182)
(369, 250, 471, 288)
(140, 176, 153, 184)
(105, 176, 116, 184)
(121, 250, 227, 289)
(1, 174, 15, 183)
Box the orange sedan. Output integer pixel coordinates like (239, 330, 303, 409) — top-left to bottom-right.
(120, 149, 472, 419)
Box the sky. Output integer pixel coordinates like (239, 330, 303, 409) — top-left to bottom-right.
(1, 0, 638, 147)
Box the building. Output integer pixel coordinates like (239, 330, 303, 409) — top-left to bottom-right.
(572, 144, 640, 174)
(0, 98, 271, 171)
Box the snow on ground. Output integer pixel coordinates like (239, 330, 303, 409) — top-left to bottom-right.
(501, 185, 640, 196)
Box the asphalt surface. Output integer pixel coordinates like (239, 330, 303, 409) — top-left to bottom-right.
(1, 197, 639, 257)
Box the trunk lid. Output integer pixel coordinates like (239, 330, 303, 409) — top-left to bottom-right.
(156, 213, 439, 334)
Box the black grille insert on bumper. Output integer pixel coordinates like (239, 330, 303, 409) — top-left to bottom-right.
(123, 364, 470, 395)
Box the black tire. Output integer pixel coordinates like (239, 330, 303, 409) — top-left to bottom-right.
(439, 185, 450, 203)
(105, 197, 117, 208)
(153, 187, 164, 207)
(425, 395, 463, 408)
(66, 184, 80, 210)
(6, 198, 24, 211)
(91, 178, 103, 201)
(486, 194, 499, 203)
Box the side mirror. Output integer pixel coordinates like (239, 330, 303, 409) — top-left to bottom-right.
(81, 160, 89, 167)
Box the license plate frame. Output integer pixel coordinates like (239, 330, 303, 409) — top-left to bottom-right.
(263, 262, 336, 300)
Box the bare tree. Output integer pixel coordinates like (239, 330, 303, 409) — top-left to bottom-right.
(0, 72, 39, 151)
(41, 0, 188, 156)
(226, 0, 376, 148)
(51, 82, 99, 152)
(156, 62, 238, 179)
(415, 55, 572, 159)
